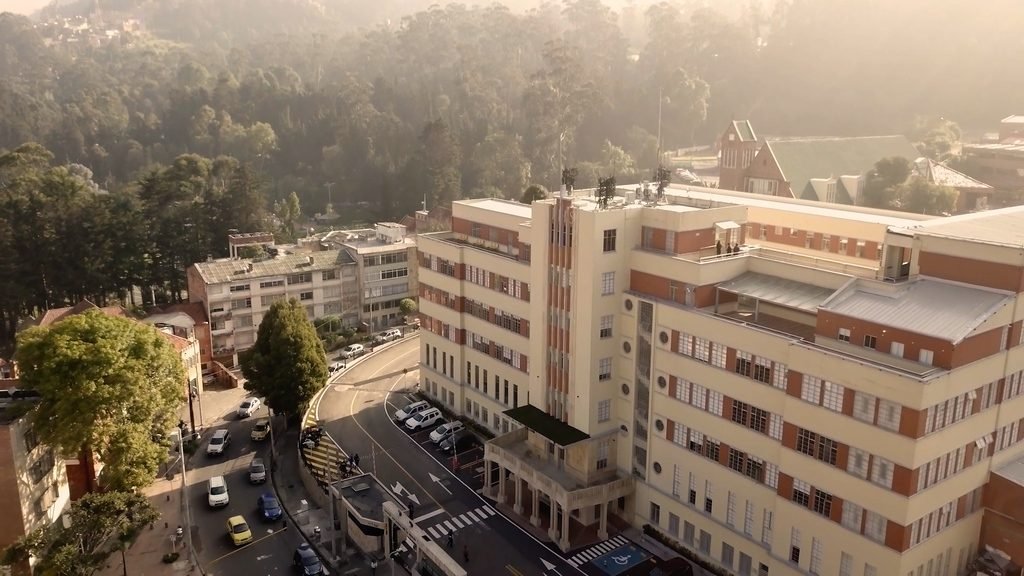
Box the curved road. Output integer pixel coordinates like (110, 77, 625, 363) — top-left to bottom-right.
(317, 336, 579, 576)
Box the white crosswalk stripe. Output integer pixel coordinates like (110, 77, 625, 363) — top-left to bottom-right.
(421, 505, 497, 538)
(566, 535, 630, 567)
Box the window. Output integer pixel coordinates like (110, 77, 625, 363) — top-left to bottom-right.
(920, 349, 934, 365)
(231, 297, 252, 310)
(812, 489, 833, 517)
(809, 538, 823, 575)
(864, 565, 877, 576)
(842, 501, 863, 531)
(683, 522, 695, 546)
(847, 447, 869, 479)
(599, 315, 613, 339)
(801, 375, 821, 403)
(603, 229, 617, 252)
(704, 480, 714, 513)
(790, 528, 801, 564)
(890, 341, 905, 357)
(792, 479, 811, 507)
(29, 449, 56, 483)
(322, 269, 338, 281)
(744, 501, 755, 536)
(726, 492, 736, 526)
(761, 510, 773, 545)
(708, 390, 724, 416)
(230, 283, 250, 292)
(24, 429, 39, 452)
(752, 358, 771, 383)
(863, 334, 877, 349)
(287, 272, 312, 285)
(668, 513, 680, 537)
(721, 542, 735, 569)
(772, 363, 788, 389)
(735, 355, 752, 377)
(598, 358, 612, 381)
(822, 382, 844, 412)
(853, 392, 876, 423)
(838, 328, 851, 342)
(259, 279, 284, 289)
(597, 399, 611, 422)
(877, 400, 902, 431)
(704, 438, 720, 462)
(299, 291, 313, 301)
(694, 337, 710, 362)
(863, 511, 887, 542)
(711, 344, 727, 368)
(870, 457, 895, 488)
(699, 530, 711, 554)
(650, 502, 661, 525)
(796, 428, 816, 457)
(729, 449, 746, 473)
(601, 272, 615, 295)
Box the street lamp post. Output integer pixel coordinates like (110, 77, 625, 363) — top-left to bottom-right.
(177, 429, 196, 570)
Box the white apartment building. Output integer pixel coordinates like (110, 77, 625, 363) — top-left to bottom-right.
(417, 186, 1024, 576)
(187, 224, 417, 366)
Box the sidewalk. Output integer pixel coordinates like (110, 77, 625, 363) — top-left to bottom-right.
(99, 386, 250, 576)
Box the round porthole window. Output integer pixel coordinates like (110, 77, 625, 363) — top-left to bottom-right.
(623, 341, 631, 354)
(659, 331, 669, 344)
(657, 375, 667, 389)
(621, 383, 631, 395)
(655, 419, 665, 432)
(653, 462, 662, 474)
(624, 299, 634, 311)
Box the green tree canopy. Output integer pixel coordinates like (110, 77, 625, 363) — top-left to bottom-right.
(399, 298, 418, 316)
(2, 490, 158, 576)
(862, 156, 913, 209)
(15, 311, 184, 491)
(520, 184, 548, 204)
(895, 176, 959, 215)
(241, 298, 328, 420)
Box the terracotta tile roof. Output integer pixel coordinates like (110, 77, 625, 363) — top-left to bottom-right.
(34, 300, 128, 327)
(158, 331, 192, 352)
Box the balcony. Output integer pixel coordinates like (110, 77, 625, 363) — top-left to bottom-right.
(212, 346, 235, 357)
(210, 309, 232, 320)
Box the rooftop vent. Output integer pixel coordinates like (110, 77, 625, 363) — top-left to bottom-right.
(307, 255, 315, 265)
(246, 262, 254, 273)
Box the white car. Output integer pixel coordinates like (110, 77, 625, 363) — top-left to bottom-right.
(237, 397, 261, 418)
(393, 400, 429, 423)
(429, 421, 465, 444)
(405, 407, 442, 431)
(339, 344, 365, 359)
(375, 328, 403, 343)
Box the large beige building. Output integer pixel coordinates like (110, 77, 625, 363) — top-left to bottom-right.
(187, 223, 417, 366)
(417, 186, 1024, 576)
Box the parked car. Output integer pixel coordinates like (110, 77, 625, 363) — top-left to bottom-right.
(429, 421, 465, 444)
(249, 458, 267, 484)
(339, 344, 365, 359)
(374, 328, 403, 343)
(258, 492, 283, 521)
(405, 407, 442, 431)
(328, 361, 344, 374)
(439, 430, 479, 454)
(237, 397, 261, 418)
(207, 475, 229, 508)
(251, 419, 271, 441)
(393, 400, 429, 423)
(226, 515, 253, 546)
(206, 429, 231, 456)
(293, 543, 325, 575)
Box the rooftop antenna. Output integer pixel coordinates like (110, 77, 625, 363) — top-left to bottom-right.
(422, 194, 427, 212)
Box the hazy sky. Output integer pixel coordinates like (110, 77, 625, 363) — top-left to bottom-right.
(0, 0, 49, 15)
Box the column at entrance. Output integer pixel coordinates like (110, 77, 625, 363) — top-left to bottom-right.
(513, 476, 524, 515)
(530, 487, 541, 527)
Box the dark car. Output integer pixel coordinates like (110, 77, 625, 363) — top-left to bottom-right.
(439, 430, 479, 454)
(257, 492, 283, 521)
(293, 543, 324, 575)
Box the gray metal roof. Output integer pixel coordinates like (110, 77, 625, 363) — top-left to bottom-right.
(994, 454, 1024, 487)
(193, 249, 354, 285)
(820, 277, 1013, 343)
(716, 272, 837, 313)
(896, 205, 1024, 248)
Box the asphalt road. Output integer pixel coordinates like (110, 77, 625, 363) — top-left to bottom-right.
(186, 404, 307, 576)
(317, 337, 580, 576)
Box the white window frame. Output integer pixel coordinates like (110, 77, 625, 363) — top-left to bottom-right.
(600, 272, 615, 295)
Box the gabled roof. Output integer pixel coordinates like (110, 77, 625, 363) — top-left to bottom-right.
(33, 299, 128, 328)
(148, 302, 208, 325)
(766, 136, 921, 203)
(922, 159, 992, 191)
(732, 120, 757, 142)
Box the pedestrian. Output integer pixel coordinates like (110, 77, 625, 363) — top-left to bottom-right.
(716, 240, 722, 255)
(353, 453, 360, 468)
(463, 544, 469, 563)
(447, 531, 454, 549)
(408, 500, 415, 518)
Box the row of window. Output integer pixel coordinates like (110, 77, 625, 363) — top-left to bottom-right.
(465, 360, 520, 408)
(423, 254, 458, 277)
(908, 488, 981, 548)
(674, 332, 789, 391)
(669, 376, 783, 440)
(464, 298, 527, 336)
(364, 282, 409, 299)
(748, 223, 874, 259)
(465, 265, 528, 300)
(468, 332, 526, 372)
(364, 251, 408, 267)
(364, 267, 409, 282)
(421, 283, 460, 310)
(667, 420, 780, 490)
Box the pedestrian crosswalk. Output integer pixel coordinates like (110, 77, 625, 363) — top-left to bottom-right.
(301, 412, 345, 483)
(419, 505, 497, 540)
(566, 534, 631, 567)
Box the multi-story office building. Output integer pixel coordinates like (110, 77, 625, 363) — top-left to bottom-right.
(417, 187, 1024, 576)
(187, 223, 417, 366)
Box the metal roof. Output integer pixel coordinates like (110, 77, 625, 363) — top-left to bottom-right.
(716, 272, 837, 313)
(460, 198, 533, 219)
(820, 277, 1013, 343)
(193, 249, 354, 285)
(896, 205, 1024, 247)
(994, 454, 1024, 487)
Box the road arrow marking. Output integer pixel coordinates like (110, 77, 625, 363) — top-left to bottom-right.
(256, 554, 272, 561)
(391, 481, 406, 496)
(541, 558, 562, 574)
(428, 472, 453, 495)
(407, 492, 421, 505)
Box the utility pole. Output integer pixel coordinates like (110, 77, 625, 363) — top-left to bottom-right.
(178, 431, 196, 572)
(325, 182, 336, 215)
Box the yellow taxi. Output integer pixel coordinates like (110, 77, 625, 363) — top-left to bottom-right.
(226, 515, 253, 546)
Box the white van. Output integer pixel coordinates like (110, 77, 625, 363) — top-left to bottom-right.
(405, 407, 442, 431)
(394, 400, 429, 423)
(208, 475, 230, 508)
